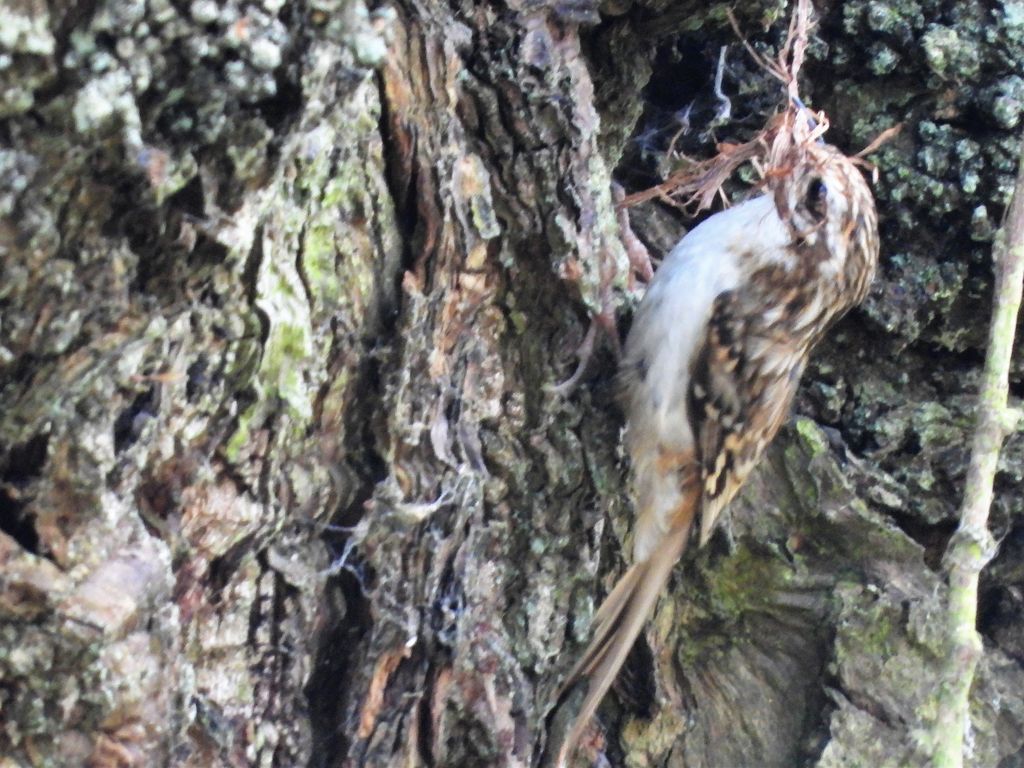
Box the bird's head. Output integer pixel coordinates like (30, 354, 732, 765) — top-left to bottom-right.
(773, 140, 880, 306)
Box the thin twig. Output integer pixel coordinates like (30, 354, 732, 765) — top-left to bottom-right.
(854, 122, 903, 158)
(623, 0, 818, 215)
(931, 138, 1024, 767)
(784, 0, 812, 101)
(725, 9, 783, 83)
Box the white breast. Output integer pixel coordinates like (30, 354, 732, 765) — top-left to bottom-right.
(620, 193, 792, 560)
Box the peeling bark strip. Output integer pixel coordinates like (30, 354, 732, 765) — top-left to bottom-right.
(2, 1, 1024, 767)
(332, 3, 630, 765)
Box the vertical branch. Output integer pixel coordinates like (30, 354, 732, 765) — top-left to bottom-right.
(931, 140, 1024, 767)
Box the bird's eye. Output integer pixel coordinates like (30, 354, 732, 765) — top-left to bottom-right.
(804, 178, 828, 220)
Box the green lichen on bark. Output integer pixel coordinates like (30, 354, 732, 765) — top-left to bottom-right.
(3, 0, 1024, 766)
(583, 1, 1024, 764)
(0, 0, 398, 764)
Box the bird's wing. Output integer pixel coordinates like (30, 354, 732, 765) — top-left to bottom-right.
(689, 286, 805, 545)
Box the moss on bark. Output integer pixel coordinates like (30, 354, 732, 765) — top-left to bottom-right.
(1, 1, 1023, 766)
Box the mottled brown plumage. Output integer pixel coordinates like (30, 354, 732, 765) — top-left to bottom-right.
(554, 136, 879, 767)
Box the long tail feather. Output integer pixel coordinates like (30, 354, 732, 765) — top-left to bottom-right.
(554, 511, 696, 768)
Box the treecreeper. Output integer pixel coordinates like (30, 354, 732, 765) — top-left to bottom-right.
(554, 116, 880, 766)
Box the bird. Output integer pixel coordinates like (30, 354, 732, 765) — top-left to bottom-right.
(553, 129, 879, 767)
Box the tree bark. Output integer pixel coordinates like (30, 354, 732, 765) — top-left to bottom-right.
(1, 1, 1023, 767)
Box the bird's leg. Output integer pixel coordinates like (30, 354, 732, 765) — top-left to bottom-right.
(614, 182, 655, 286)
(549, 321, 598, 397)
(551, 185, 652, 396)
